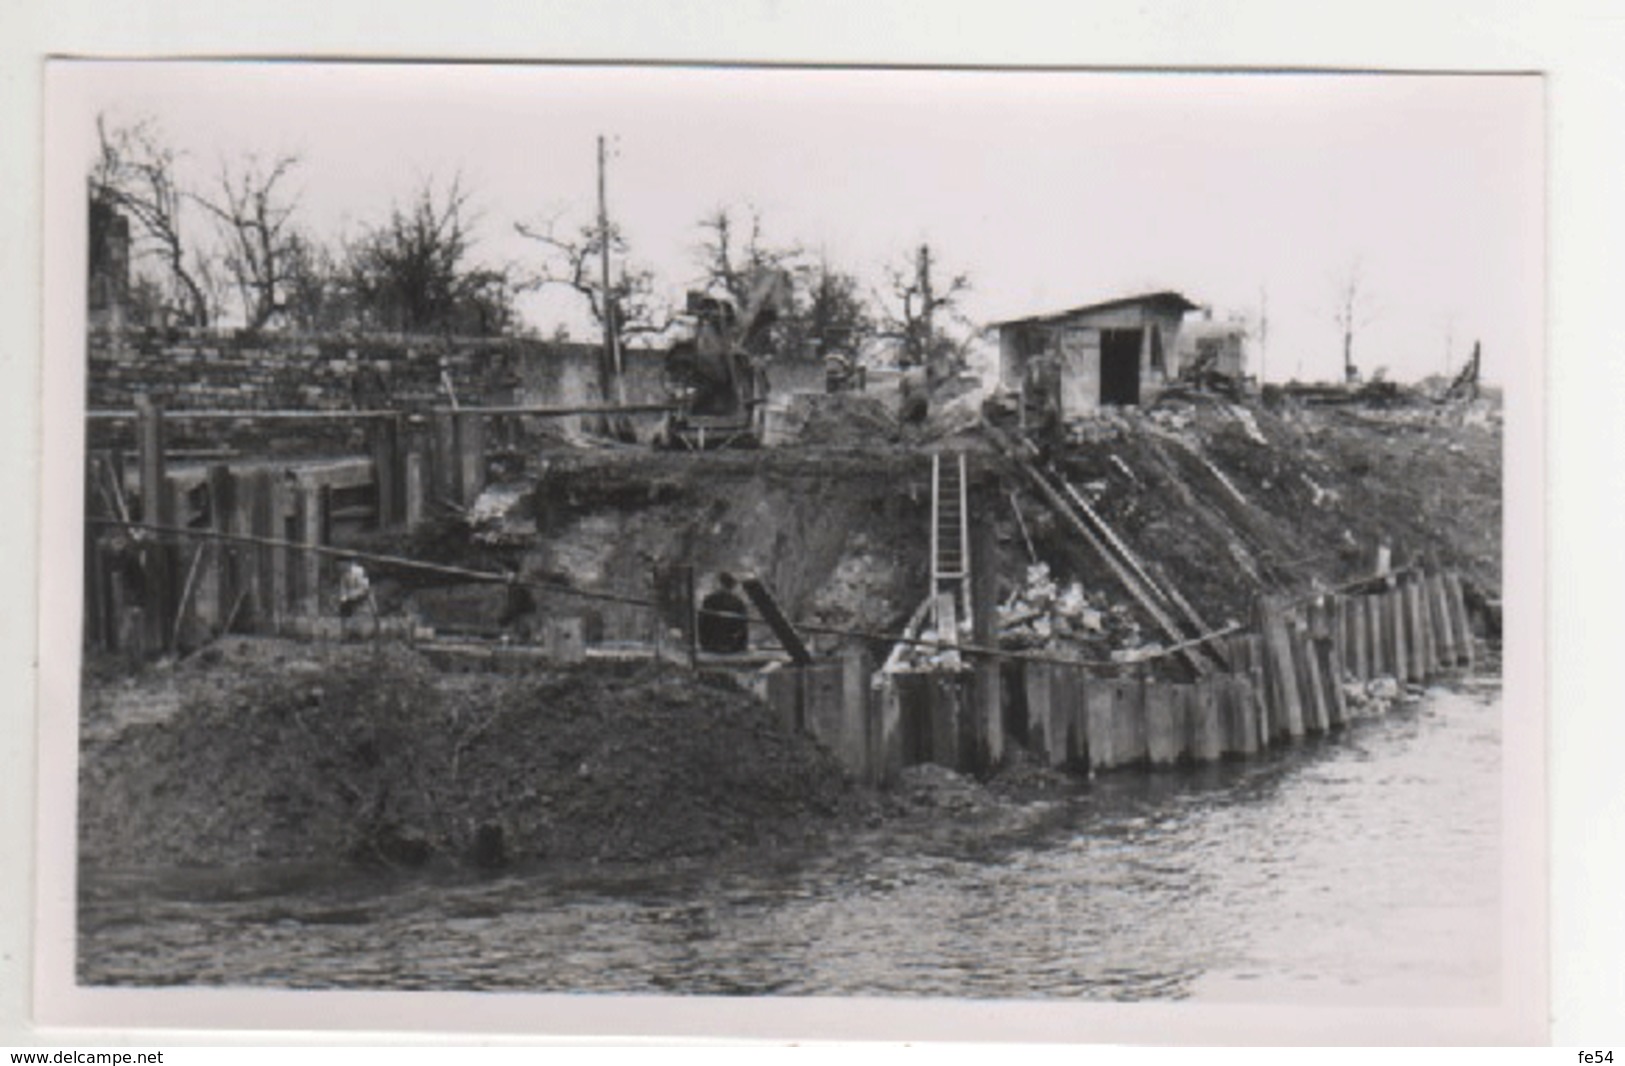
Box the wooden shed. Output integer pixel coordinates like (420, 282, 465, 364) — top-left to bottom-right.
(995, 291, 1198, 417)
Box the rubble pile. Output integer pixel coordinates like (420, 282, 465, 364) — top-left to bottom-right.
(995, 562, 1160, 665)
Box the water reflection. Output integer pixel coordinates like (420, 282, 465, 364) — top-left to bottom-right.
(79, 686, 1501, 1002)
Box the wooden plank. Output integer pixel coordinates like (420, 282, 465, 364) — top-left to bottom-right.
(739, 577, 814, 666)
(1056, 473, 1227, 669)
(1021, 461, 1207, 675)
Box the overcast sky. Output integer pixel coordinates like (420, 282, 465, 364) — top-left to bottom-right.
(58, 61, 1541, 383)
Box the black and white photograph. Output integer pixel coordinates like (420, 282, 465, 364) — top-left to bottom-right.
(32, 59, 1544, 1043)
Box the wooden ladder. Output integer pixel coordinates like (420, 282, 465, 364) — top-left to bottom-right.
(930, 451, 972, 647)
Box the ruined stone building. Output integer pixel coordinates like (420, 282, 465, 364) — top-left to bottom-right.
(994, 290, 1198, 417)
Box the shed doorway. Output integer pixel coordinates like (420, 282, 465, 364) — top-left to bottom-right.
(1100, 328, 1142, 406)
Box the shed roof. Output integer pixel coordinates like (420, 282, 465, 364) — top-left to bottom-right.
(991, 290, 1200, 328)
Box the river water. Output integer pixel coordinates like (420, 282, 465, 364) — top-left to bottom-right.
(77, 682, 1502, 1003)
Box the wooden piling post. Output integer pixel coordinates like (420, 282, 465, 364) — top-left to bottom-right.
(1385, 586, 1405, 682)
(1295, 616, 1329, 733)
(371, 416, 400, 529)
(227, 467, 257, 634)
(969, 510, 1004, 771)
(1352, 597, 1367, 680)
(1363, 594, 1383, 678)
(841, 648, 871, 782)
(1024, 661, 1057, 766)
(248, 471, 275, 633)
(1402, 577, 1424, 681)
(1083, 677, 1116, 771)
(1190, 677, 1223, 762)
(405, 450, 425, 528)
(204, 464, 234, 632)
(929, 673, 963, 769)
(1227, 674, 1261, 756)
(1456, 572, 1482, 669)
(299, 483, 323, 618)
(432, 409, 459, 507)
(1260, 597, 1304, 739)
(457, 411, 486, 507)
(1144, 681, 1184, 766)
(1415, 574, 1439, 676)
(268, 477, 291, 633)
(874, 677, 903, 785)
(135, 395, 173, 652)
(1245, 633, 1270, 747)
(1112, 677, 1148, 767)
(1428, 573, 1456, 667)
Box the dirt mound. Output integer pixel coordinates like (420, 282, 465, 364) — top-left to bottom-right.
(794, 393, 904, 446)
(79, 641, 865, 870)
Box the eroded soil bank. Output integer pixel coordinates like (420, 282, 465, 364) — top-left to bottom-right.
(79, 391, 1502, 873)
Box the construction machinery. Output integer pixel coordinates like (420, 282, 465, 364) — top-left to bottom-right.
(661, 269, 791, 450)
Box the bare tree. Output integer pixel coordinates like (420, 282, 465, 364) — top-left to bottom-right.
(1333, 258, 1378, 384)
(692, 207, 867, 361)
(693, 206, 802, 310)
(514, 214, 669, 346)
(92, 115, 212, 326)
(195, 155, 303, 332)
(348, 176, 512, 335)
(877, 243, 971, 378)
(799, 260, 874, 361)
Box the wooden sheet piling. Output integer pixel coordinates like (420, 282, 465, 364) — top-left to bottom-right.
(1144, 682, 1185, 766)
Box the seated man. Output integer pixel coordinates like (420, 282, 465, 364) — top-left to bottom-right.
(697, 572, 749, 654)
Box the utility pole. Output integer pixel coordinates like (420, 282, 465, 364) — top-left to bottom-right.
(918, 244, 937, 381)
(597, 135, 626, 409)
